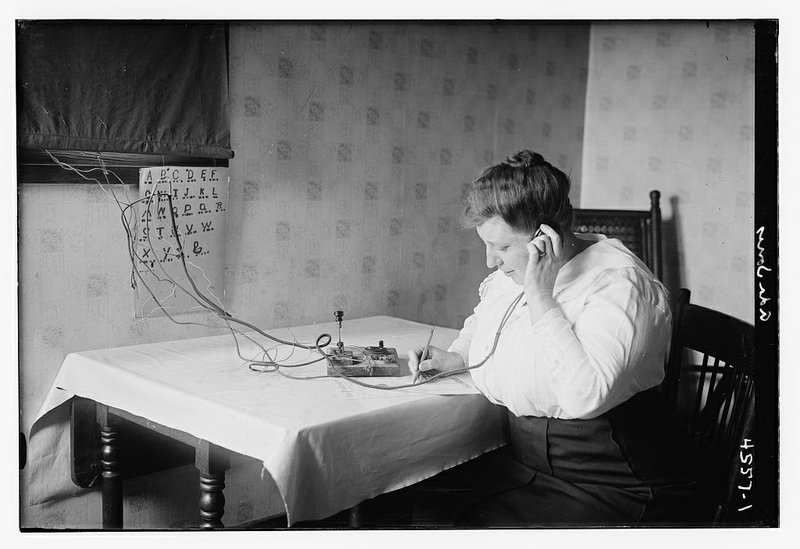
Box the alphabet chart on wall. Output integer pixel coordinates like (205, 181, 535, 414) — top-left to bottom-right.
(134, 166, 228, 318)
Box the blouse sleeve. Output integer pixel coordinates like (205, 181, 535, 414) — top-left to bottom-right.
(446, 271, 497, 367)
(447, 311, 476, 368)
(526, 269, 670, 418)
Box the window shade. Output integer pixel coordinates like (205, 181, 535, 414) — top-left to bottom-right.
(17, 21, 233, 159)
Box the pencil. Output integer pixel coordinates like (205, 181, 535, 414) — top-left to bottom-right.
(414, 326, 435, 384)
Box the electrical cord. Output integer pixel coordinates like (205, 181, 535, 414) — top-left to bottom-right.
(295, 291, 526, 390)
(45, 151, 521, 391)
(125, 174, 335, 358)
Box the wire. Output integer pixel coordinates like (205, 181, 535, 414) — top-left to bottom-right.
(302, 292, 526, 391)
(46, 150, 223, 331)
(130, 175, 334, 355)
(44, 151, 518, 392)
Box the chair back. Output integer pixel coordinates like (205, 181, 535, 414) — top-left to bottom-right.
(662, 288, 755, 523)
(573, 190, 662, 280)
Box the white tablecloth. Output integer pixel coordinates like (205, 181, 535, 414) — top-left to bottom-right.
(30, 316, 507, 525)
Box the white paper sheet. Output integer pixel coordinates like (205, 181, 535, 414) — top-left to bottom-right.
(134, 166, 228, 318)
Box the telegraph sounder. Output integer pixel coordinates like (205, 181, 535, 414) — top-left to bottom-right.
(327, 310, 401, 377)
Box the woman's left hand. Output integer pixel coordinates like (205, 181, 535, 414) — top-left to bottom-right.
(523, 224, 562, 302)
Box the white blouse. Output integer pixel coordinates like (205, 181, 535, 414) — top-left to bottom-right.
(448, 235, 672, 420)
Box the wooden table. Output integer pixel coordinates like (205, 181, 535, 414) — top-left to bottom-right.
(90, 402, 232, 528)
(37, 316, 507, 529)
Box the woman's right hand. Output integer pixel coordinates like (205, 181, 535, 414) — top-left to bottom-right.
(407, 346, 465, 383)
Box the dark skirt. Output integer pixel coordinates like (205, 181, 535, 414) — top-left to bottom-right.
(415, 389, 705, 528)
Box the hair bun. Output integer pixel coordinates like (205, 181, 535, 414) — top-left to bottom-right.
(503, 150, 545, 169)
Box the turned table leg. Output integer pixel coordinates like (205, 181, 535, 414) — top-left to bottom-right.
(97, 405, 123, 529)
(196, 440, 230, 528)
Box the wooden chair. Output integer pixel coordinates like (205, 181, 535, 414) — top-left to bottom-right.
(662, 288, 755, 524)
(573, 190, 663, 280)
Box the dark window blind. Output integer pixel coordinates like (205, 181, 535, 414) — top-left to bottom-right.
(17, 21, 232, 183)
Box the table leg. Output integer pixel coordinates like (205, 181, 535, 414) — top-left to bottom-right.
(196, 440, 230, 528)
(97, 405, 123, 529)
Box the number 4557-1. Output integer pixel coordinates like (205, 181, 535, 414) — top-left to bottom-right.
(738, 438, 754, 512)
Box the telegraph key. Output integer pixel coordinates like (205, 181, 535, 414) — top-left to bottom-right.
(327, 310, 401, 377)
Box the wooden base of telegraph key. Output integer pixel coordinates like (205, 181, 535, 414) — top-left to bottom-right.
(327, 311, 402, 377)
(326, 342, 401, 377)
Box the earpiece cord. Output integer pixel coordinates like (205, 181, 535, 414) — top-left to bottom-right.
(45, 151, 521, 391)
(287, 291, 526, 391)
(408, 291, 525, 384)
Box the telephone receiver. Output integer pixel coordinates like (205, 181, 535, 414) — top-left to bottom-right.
(530, 227, 547, 257)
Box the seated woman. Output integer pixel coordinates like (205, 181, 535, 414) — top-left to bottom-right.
(408, 150, 701, 527)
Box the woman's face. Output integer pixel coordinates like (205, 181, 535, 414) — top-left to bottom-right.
(476, 216, 533, 286)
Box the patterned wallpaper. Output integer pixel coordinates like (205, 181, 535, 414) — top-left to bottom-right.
(580, 21, 754, 322)
(224, 22, 589, 333)
(18, 183, 232, 527)
(19, 21, 589, 528)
